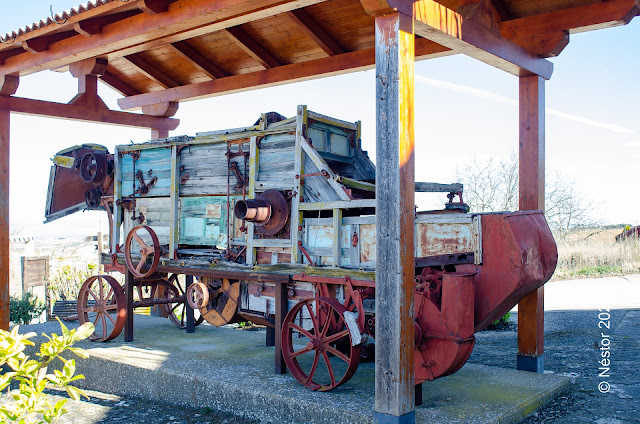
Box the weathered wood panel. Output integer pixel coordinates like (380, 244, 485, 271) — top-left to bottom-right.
(121, 148, 172, 197)
(179, 142, 247, 196)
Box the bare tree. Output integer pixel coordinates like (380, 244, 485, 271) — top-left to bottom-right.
(456, 154, 598, 230)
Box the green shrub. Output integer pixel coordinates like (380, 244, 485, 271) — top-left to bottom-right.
(0, 319, 95, 423)
(9, 293, 46, 326)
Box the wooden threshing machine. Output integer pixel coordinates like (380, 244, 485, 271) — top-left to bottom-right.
(45, 106, 557, 391)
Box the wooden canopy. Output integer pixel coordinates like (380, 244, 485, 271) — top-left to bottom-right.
(0, 0, 637, 110)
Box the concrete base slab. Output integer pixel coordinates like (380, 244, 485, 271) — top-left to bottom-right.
(20, 316, 569, 424)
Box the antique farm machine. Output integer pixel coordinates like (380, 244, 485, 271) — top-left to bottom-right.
(45, 105, 557, 391)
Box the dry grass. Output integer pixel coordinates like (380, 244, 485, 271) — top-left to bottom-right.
(552, 226, 640, 280)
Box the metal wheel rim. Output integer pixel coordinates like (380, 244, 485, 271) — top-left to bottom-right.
(164, 275, 203, 328)
(77, 275, 126, 342)
(281, 297, 360, 391)
(124, 225, 160, 278)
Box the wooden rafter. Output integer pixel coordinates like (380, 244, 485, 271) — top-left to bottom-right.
(287, 9, 345, 56)
(22, 31, 76, 54)
(169, 41, 227, 79)
(0, 96, 179, 129)
(138, 0, 171, 15)
(500, 0, 640, 39)
(411, 0, 553, 79)
(73, 10, 142, 37)
(490, 0, 511, 21)
(123, 54, 179, 88)
(510, 31, 569, 58)
(100, 71, 141, 97)
(0, 0, 325, 76)
(223, 26, 282, 69)
(0, 49, 22, 66)
(118, 38, 452, 109)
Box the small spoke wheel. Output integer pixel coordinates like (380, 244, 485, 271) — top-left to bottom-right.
(281, 297, 360, 391)
(164, 274, 203, 329)
(187, 282, 210, 309)
(77, 275, 126, 342)
(124, 225, 160, 278)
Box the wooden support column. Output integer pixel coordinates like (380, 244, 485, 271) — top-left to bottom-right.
(185, 275, 195, 333)
(517, 74, 545, 372)
(124, 269, 135, 342)
(69, 58, 109, 109)
(143, 102, 179, 139)
(0, 105, 9, 330)
(374, 12, 416, 424)
(0, 75, 17, 331)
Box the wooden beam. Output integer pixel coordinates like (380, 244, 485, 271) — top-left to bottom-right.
(22, 32, 76, 54)
(169, 41, 227, 79)
(0, 48, 23, 66)
(0, 0, 326, 76)
(73, 11, 142, 37)
(287, 9, 346, 56)
(517, 75, 545, 373)
(100, 71, 141, 96)
(374, 11, 415, 422)
(223, 26, 282, 69)
(0, 75, 19, 96)
(137, 0, 170, 15)
(500, 0, 640, 39)
(0, 107, 9, 330)
(412, 0, 553, 79)
(118, 38, 451, 109)
(142, 101, 179, 117)
(510, 31, 569, 58)
(490, 0, 511, 21)
(124, 53, 180, 88)
(68, 58, 109, 109)
(0, 96, 179, 130)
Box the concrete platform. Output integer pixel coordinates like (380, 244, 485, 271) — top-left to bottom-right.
(20, 316, 569, 424)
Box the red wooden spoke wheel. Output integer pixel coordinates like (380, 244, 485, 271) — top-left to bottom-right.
(162, 275, 204, 328)
(124, 225, 160, 278)
(281, 297, 360, 391)
(77, 275, 126, 342)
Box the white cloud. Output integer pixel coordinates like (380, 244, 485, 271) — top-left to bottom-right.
(416, 75, 635, 135)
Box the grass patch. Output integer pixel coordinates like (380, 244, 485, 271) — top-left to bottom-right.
(552, 227, 640, 280)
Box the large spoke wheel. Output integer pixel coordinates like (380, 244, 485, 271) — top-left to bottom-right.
(77, 275, 126, 342)
(163, 274, 203, 329)
(281, 297, 360, 391)
(124, 225, 160, 278)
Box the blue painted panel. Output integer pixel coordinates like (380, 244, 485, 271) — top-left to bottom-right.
(120, 148, 172, 197)
(179, 196, 240, 247)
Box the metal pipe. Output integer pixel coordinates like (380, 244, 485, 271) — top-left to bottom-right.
(235, 198, 271, 224)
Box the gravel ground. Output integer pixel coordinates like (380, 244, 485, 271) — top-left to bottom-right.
(469, 309, 639, 424)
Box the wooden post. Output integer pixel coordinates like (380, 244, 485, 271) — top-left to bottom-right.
(374, 12, 416, 424)
(124, 268, 135, 342)
(185, 275, 195, 333)
(274, 281, 287, 374)
(151, 128, 169, 139)
(0, 106, 9, 330)
(517, 74, 545, 372)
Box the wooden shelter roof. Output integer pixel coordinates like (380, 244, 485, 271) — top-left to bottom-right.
(0, 0, 638, 111)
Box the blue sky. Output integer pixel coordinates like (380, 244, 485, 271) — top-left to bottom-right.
(2, 2, 639, 236)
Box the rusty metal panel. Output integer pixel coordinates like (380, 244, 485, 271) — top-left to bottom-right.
(415, 222, 474, 257)
(360, 223, 376, 263)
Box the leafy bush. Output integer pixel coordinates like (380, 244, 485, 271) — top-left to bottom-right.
(9, 293, 46, 326)
(0, 319, 95, 424)
(47, 265, 96, 304)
